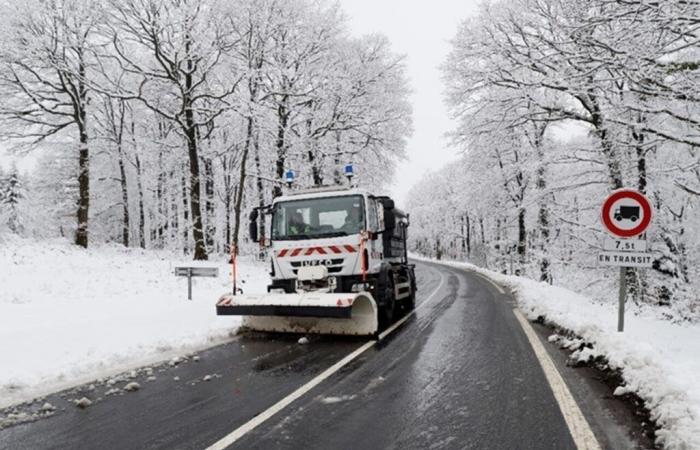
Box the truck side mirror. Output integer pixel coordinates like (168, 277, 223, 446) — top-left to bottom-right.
(249, 210, 259, 242)
(381, 198, 395, 210)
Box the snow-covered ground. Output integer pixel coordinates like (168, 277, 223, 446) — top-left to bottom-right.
(415, 255, 700, 450)
(0, 237, 268, 409)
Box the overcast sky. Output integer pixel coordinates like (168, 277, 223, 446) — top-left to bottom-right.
(339, 0, 480, 205)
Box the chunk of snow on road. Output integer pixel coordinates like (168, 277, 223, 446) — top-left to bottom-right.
(123, 382, 140, 392)
(298, 337, 310, 345)
(202, 375, 212, 382)
(614, 386, 631, 397)
(320, 395, 356, 404)
(39, 402, 55, 413)
(74, 397, 92, 409)
(0, 238, 268, 408)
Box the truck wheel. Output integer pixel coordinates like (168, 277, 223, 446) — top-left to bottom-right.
(405, 287, 416, 312)
(630, 216, 638, 222)
(378, 285, 396, 329)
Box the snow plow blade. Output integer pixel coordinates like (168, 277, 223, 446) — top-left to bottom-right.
(216, 292, 378, 336)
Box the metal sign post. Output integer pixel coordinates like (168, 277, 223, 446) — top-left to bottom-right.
(174, 266, 219, 300)
(617, 267, 626, 332)
(598, 189, 653, 332)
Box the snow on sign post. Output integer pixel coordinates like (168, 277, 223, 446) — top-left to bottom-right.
(598, 189, 653, 332)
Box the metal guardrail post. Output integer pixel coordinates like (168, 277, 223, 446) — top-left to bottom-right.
(187, 268, 193, 301)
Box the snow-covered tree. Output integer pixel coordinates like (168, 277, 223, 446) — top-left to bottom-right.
(0, 164, 24, 233)
(0, 0, 102, 248)
(430, 0, 700, 318)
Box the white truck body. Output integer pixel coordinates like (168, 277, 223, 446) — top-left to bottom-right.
(217, 187, 415, 336)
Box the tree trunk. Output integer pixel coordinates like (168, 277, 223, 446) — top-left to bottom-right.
(535, 133, 551, 283)
(170, 169, 179, 248)
(181, 169, 190, 255)
(204, 157, 215, 252)
(130, 117, 146, 249)
(633, 129, 647, 194)
(273, 98, 288, 198)
(156, 151, 165, 247)
(460, 214, 467, 256)
(232, 116, 254, 254)
(253, 129, 266, 241)
(117, 144, 130, 247)
(517, 207, 527, 267)
(75, 90, 89, 248)
(134, 154, 146, 249)
(588, 94, 624, 188)
(479, 217, 485, 244)
(466, 214, 471, 256)
(184, 110, 207, 259)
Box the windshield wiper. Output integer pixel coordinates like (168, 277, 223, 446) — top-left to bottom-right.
(318, 231, 349, 238)
(277, 234, 311, 240)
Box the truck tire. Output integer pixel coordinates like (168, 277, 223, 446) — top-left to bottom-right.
(405, 285, 416, 312)
(378, 284, 396, 330)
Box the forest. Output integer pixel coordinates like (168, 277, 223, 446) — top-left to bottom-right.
(0, 0, 412, 259)
(409, 0, 700, 320)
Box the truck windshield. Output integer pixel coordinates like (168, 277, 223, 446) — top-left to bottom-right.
(272, 195, 365, 240)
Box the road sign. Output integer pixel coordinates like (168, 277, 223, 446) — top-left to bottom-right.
(175, 266, 219, 300)
(174, 267, 219, 277)
(598, 252, 652, 268)
(600, 189, 652, 238)
(603, 238, 647, 252)
(599, 189, 654, 334)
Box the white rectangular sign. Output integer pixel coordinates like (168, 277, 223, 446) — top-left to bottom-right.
(598, 252, 652, 268)
(603, 238, 647, 252)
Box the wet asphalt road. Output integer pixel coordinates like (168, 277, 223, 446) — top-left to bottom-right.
(0, 261, 640, 450)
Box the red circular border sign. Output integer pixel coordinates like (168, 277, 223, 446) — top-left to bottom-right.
(601, 189, 653, 238)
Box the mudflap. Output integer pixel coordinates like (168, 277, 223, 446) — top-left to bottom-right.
(216, 292, 378, 336)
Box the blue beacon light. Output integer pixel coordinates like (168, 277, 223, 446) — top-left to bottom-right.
(285, 169, 295, 186)
(344, 163, 354, 179)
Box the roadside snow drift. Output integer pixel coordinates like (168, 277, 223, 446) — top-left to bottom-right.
(416, 256, 700, 450)
(0, 238, 268, 408)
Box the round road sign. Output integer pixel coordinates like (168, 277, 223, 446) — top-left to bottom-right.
(601, 189, 653, 238)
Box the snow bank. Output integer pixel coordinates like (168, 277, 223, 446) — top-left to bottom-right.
(414, 255, 700, 450)
(0, 237, 268, 408)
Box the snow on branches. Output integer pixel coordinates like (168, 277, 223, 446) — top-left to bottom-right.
(0, 0, 412, 258)
(422, 0, 700, 320)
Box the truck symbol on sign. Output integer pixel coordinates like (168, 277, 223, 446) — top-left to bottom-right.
(614, 206, 640, 222)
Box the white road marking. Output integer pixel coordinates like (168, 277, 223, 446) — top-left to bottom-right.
(206, 268, 446, 450)
(513, 309, 602, 450)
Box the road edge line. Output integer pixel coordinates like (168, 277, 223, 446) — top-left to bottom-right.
(206, 267, 446, 450)
(423, 259, 601, 450)
(513, 308, 601, 450)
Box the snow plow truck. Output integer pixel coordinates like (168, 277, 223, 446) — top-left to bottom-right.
(216, 186, 416, 336)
